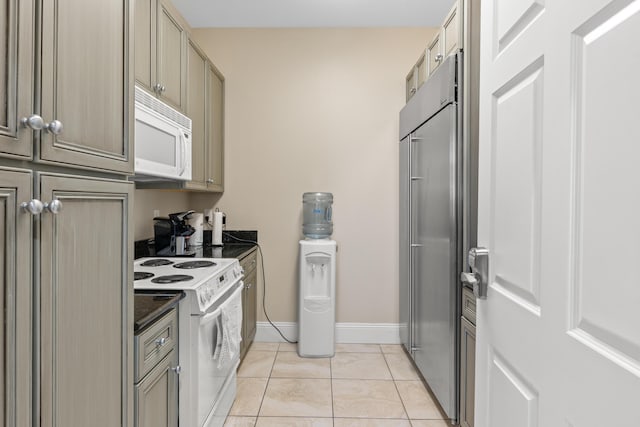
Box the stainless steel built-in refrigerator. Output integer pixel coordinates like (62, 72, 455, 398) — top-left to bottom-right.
(399, 52, 471, 423)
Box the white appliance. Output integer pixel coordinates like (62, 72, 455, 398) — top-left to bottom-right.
(298, 239, 336, 357)
(134, 258, 243, 427)
(133, 85, 192, 181)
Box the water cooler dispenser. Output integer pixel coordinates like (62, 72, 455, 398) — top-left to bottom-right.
(298, 193, 336, 357)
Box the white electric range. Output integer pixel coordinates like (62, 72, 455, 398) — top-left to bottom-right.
(134, 257, 244, 427)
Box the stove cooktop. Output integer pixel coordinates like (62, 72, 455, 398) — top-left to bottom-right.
(133, 257, 242, 312)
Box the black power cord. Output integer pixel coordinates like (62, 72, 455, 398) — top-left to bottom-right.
(222, 232, 297, 344)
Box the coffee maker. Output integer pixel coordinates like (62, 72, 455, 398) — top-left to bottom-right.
(154, 211, 196, 256)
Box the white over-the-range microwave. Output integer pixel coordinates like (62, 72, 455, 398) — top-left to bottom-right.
(132, 85, 192, 181)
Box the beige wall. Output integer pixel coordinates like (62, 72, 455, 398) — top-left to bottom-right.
(177, 28, 436, 324)
(133, 189, 191, 239)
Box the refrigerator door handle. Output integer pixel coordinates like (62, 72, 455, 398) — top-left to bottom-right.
(410, 176, 423, 181)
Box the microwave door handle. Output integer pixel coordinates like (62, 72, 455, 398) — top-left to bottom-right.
(179, 133, 187, 176)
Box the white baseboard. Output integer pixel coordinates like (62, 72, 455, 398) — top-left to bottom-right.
(255, 322, 401, 344)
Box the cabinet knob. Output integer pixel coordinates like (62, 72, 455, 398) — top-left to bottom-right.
(171, 365, 181, 375)
(21, 114, 46, 131)
(435, 54, 444, 63)
(155, 337, 168, 347)
(44, 199, 63, 215)
(20, 199, 44, 215)
(46, 120, 63, 135)
(206, 178, 214, 184)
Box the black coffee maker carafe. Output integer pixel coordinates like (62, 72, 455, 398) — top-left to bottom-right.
(154, 210, 196, 256)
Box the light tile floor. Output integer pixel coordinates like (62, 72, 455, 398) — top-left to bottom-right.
(225, 343, 451, 427)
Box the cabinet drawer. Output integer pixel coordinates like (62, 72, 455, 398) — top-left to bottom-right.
(239, 249, 258, 274)
(462, 287, 476, 324)
(135, 308, 177, 382)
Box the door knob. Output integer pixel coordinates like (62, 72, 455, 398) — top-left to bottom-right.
(20, 199, 44, 215)
(462, 247, 489, 299)
(46, 120, 63, 135)
(21, 115, 46, 130)
(44, 199, 63, 215)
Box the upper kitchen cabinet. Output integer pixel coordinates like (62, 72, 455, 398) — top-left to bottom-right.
(442, 1, 462, 58)
(135, 0, 188, 112)
(39, 0, 134, 174)
(406, 51, 427, 102)
(426, 31, 443, 76)
(0, 1, 34, 159)
(138, 39, 225, 193)
(185, 39, 208, 190)
(404, 0, 465, 103)
(206, 62, 225, 192)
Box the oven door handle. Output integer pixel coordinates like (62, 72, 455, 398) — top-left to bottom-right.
(201, 306, 223, 324)
(198, 280, 244, 323)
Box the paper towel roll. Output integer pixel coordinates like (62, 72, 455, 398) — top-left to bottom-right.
(212, 211, 224, 246)
(188, 213, 204, 247)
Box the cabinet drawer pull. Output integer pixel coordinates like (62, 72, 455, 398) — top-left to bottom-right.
(155, 337, 168, 347)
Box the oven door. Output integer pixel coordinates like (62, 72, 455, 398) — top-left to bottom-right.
(193, 281, 243, 426)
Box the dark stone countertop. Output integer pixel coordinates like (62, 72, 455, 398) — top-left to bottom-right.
(133, 230, 258, 332)
(134, 230, 258, 260)
(134, 291, 184, 333)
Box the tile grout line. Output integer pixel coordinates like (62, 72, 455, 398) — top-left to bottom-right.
(330, 349, 335, 426)
(383, 349, 413, 423)
(252, 349, 279, 426)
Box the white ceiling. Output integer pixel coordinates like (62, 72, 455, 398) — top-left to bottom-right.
(171, 0, 456, 28)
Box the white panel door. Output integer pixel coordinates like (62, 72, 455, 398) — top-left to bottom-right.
(476, 1, 640, 426)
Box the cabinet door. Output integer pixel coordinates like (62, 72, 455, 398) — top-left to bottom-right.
(156, 0, 186, 111)
(39, 174, 133, 427)
(442, 1, 461, 58)
(0, 0, 33, 159)
(185, 40, 208, 190)
(206, 64, 224, 192)
(0, 168, 32, 426)
(460, 317, 476, 427)
(426, 31, 443, 76)
(40, 0, 134, 174)
(135, 350, 178, 427)
(135, 0, 156, 91)
(242, 270, 258, 360)
(405, 68, 416, 102)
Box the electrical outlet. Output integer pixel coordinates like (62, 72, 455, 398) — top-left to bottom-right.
(153, 209, 160, 218)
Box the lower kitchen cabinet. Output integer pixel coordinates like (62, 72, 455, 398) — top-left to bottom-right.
(38, 173, 134, 427)
(135, 349, 178, 427)
(460, 287, 477, 427)
(134, 307, 178, 427)
(239, 248, 258, 359)
(0, 168, 33, 426)
(1, 168, 134, 426)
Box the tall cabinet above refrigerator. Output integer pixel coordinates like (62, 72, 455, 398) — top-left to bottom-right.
(399, 51, 475, 424)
